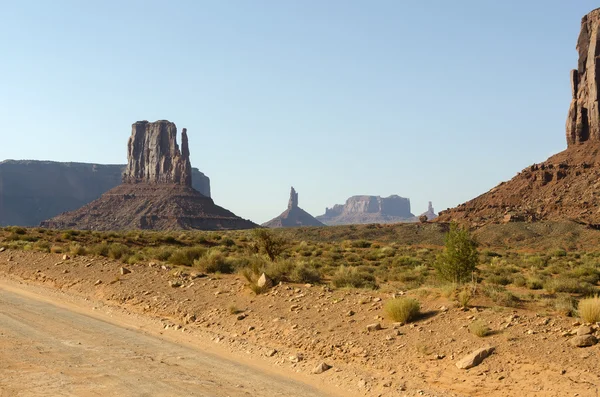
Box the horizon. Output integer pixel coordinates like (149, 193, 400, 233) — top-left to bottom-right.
(2, 1, 598, 224)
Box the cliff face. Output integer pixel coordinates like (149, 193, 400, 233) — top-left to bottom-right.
(39, 120, 255, 231)
(262, 187, 325, 228)
(0, 160, 210, 227)
(567, 8, 600, 146)
(316, 195, 415, 225)
(123, 120, 192, 185)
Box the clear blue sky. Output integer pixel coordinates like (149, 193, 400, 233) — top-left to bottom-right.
(1, 1, 597, 224)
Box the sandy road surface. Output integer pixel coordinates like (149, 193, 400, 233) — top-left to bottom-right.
(0, 280, 335, 397)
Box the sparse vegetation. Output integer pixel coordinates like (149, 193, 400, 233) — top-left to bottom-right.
(469, 320, 491, 337)
(578, 296, 600, 323)
(384, 297, 420, 323)
(434, 223, 478, 284)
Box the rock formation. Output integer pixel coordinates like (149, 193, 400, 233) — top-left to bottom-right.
(262, 187, 325, 228)
(316, 195, 416, 225)
(420, 202, 437, 221)
(40, 120, 256, 230)
(437, 9, 600, 226)
(566, 8, 600, 146)
(123, 121, 192, 185)
(0, 160, 210, 227)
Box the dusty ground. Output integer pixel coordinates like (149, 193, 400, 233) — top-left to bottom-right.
(1, 249, 599, 397)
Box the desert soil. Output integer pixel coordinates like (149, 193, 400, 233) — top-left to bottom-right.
(1, 249, 599, 397)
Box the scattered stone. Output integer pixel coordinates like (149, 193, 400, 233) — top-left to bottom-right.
(312, 362, 332, 374)
(169, 280, 182, 288)
(570, 335, 598, 347)
(0, 247, 5, 252)
(257, 273, 273, 289)
(366, 323, 382, 332)
(94, 280, 102, 286)
(577, 325, 594, 336)
(120, 267, 131, 275)
(347, 310, 355, 317)
(62, 254, 70, 260)
(266, 349, 277, 357)
(236, 313, 247, 321)
(289, 353, 304, 363)
(455, 346, 495, 369)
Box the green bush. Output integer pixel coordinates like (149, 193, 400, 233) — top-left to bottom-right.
(252, 229, 286, 261)
(107, 243, 131, 260)
(331, 266, 378, 289)
(434, 223, 478, 284)
(169, 246, 207, 266)
(384, 298, 420, 323)
(469, 320, 491, 337)
(194, 250, 233, 273)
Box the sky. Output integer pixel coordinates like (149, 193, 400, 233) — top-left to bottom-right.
(0, 1, 598, 224)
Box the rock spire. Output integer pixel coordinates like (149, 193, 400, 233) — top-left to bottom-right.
(123, 120, 192, 186)
(288, 187, 299, 210)
(566, 8, 600, 146)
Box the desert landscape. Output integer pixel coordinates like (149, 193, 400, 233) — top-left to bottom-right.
(4, 3, 600, 397)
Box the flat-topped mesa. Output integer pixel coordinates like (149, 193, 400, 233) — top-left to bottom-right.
(123, 120, 192, 186)
(566, 8, 600, 146)
(288, 187, 299, 210)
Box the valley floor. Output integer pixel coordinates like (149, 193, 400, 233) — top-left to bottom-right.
(0, 249, 599, 397)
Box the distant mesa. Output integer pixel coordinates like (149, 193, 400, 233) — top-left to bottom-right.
(437, 8, 600, 226)
(262, 187, 325, 228)
(316, 195, 416, 225)
(0, 160, 210, 227)
(40, 120, 256, 230)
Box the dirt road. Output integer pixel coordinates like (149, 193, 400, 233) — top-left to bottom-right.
(0, 279, 335, 397)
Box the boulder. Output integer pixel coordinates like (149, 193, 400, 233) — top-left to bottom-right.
(257, 273, 273, 289)
(312, 362, 332, 374)
(570, 334, 598, 347)
(455, 346, 495, 369)
(576, 325, 594, 336)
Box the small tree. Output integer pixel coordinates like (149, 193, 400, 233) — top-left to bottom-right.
(435, 223, 478, 284)
(252, 229, 286, 261)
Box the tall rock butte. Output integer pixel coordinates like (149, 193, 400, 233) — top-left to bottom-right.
(437, 8, 600, 226)
(262, 187, 325, 228)
(566, 8, 600, 146)
(41, 120, 256, 230)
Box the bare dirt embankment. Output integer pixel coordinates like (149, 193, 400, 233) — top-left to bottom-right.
(1, 249, 599, 397)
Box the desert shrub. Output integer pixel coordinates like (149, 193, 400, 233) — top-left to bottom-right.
(512, 274, 526, 287)
(289, 262, 321, 284)
(544, 277, 596, 295)
(50, 245, 64, 254)
(69, 243, 87, 256)
(393, 256, 421, 268)
(551, 249, 567, 258)
(169, 246, 207, 266)
(107, 243, 131, 260)
(126, 253, 145, 265)
(526, 277, 544, 290)
(578, 296, 600, 323)
(434, 223, 478, 284)
(553, 294, 578, 317)
(483, 285, 520, 307)
(384, 298, 420, 323)
(90, 242, 109, 257)
(457, 288, 472, 308)
(194, 250, 234, 274)
(570, 265, 600, 285)
(149, 246, 174, 261)
(252, 229, 286, 261)
(486, 274, 512, 286)
(469, 320, 491, 337)
(332, 266, 378, 289)
(33, 241, 51, 253)
(351, 240, 371, 249)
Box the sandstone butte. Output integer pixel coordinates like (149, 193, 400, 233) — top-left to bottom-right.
(437, 8, 600, 227)
(40, 120, 257, 231)
(262, 187, 324, 228)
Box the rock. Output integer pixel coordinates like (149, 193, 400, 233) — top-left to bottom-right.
(0, 247, 5, 252)
(316, 195, 415, 225)
(119, 267, 131, 275)
(366, 323, 382, 332)
(123, 121, 192, 186)
(39, 121, 256, 231)
(236, 313, 247, 321)
(455, 346, 495, 369)
(577, 325, 594, 336)
(566, 9, 600, 146)
(62, 254, 70, 260)
(347, 310, 355, 317)
(312, 362, 332, 374)
(262, 187, 325, 228)
(257, 273, 272, 289)
(570, 334, 598, 347)
(265, 349, 278, 357)
(169, 280, 182, 288)
(289, 353, 304, 363)
(94, 280, 102, 286)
